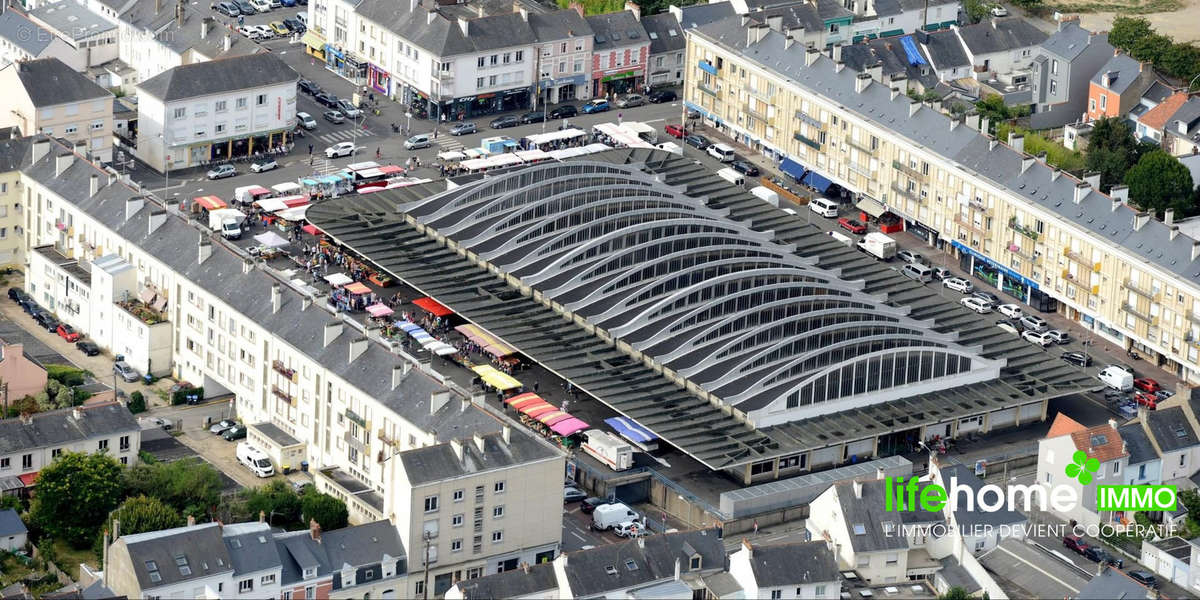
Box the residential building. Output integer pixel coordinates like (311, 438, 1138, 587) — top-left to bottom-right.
(977, 538, 1088, 598)
(857, 0, 959, 39)
(727, 540, 840, 599)
(953, 19, 1047, 85)
(529, 8, 593, 106)
(0, 136, 35, 268)
(0, 402, 140, 493)
(1029, 20, 1112, 129)
(392, 428, 563, 597)
(444, 562, 558, 599)
(840, 35, 941, 97)
(0, 343, 48, 401)
(668, 1, 736, 32)
(0, 509, 27, 552)
(134, 52, 299, 172)
(640, 12, 684, 88)
(1141, 404, 1200, 482)
(586, 8, 649, 97)
(275, 520, 408, 600)
(1140, 536, 1194, 588)
(928, 460, 1025, 554)
(684, 15, 1200, 385)
(920, 28, 972, 82)
(1134, 89, 1188, 144)
(1117, 422, 1161, 485)
(28, 0, 120, 68)
(0, 10, 82, 70)
(1086, 51, 1155, 121)
(1076, 566, 1156, 599)
(0, 58, 114, 162)
(1037, 415, 1127, 528)
(1162, 96, 1200, 156)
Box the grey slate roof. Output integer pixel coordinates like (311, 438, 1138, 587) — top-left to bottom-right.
(747, 0, 853, 36)
(673, 2, 736, 30)
(1143, 80, 1174, 104)
(978, 538, 1086, 598)
(872, 0, 902, 17)
(9, 58, 111, 108)
(586, 11, 646, 51)
(956, 19, 1047, 56)
(0, 137, 35, 173)
(841, 36, 939, 89)
(922, 29, 970, 70)
(1168, 97, 1200, 138)
(137, 53, 297, 102)
(1117, 423, 1157, 465)
(1091, 53, 1145, 94)
(746, 541, 838, 587)
(322, 519, 406, 571)
(0, 11, 53, 56)
(1037, 21, 1102, 61)
(122, 523, 234, 591)
(1145, 406, 1200, 452)
(354, 1, 542, 57)
(0, 509, 26, 537)
(29, 1, 117, 41)
(251, 422, 301, 447)
(0, 402, 138, 455)
(527, 9, 591, 43)
(937, 556, 981, 594)
(224, 529, 283, 575)
(832, 480, 943, 553)
(562, 528, 723, 597)
(1076, 566, 1153, 599)
(938, 464, 1026, 528)
(641, 13, 684, 55)
(398, 428, 559, 486)
(450, 562, 558, 598)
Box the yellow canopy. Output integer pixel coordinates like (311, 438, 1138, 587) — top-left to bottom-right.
(472, 364, 522, 391)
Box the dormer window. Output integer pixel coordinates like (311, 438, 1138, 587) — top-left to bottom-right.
(689, 555, 701, 570)
(303, 567, 316, 579)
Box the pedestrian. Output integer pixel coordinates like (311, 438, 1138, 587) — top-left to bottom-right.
(753, 520, 759, 534)
(308, 143, 313, 155)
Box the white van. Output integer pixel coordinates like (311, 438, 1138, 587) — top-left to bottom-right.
(901, 263, 934, 283)
(707, 143, 736, 162)
(592, 502, 640, 531)
(236, 442, 275, 478)
(717, 167, 745, 186)
(1098, 366, 1134, 392)
(826, 230, 854, 247)
(749, 186, 779, 206)
(809, 197, 839, 218)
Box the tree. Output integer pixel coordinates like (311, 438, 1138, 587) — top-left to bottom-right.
(1159, 43, 1200, 81)
(104, 496, 184, 538)
(30, 452, 124, 547)
(1124, 150, 1195, 217)
(938, 587, 972, 600)
(301, 490, 348, 531)
(963, 0, 989, 23)
(1084, 118, 1142, 193)
(124, 457, 221, 518)
(1108, 17, 1154, 53)
(243, 481, 302, 526)
(127, 391, 146, 414)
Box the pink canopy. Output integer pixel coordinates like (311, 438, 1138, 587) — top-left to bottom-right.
(550, 417, 589, 436)
(367, 303, 394, 317)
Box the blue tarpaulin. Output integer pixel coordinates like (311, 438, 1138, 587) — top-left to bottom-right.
(803, 170, 834, 193)
(604, 417, 658, 444)
(779, 158, 808, 181)
(900, 36, 927, 66)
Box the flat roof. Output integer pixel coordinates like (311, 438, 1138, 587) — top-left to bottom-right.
(33, 245, 90, 286)
(250, 422, 302, 448)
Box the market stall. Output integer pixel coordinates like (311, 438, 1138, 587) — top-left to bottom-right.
(366, 303, 393, 318)
(413, 297, 452, 317)
(272, 182, 303, 196)
(344, 281, 371, 295)
(454, 323, 517, 357)
(438, 151, 466, 162)
(472, 364, 522, 391)
(234, 185, 273, 206)
(324, 273, 354, 286)
(514, 149, 551, 163)
(192, 195, 227, 212)
(302, 224, 322, 235)
(254, 231, 290, 248)
(520, 128, 587, 150)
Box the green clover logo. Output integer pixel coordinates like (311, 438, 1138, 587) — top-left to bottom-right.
(1065, 450, 1100, 485)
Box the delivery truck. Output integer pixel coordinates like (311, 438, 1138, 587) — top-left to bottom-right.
(582, 429, 634, 471)
(857, 232, 897, 260)
(592, 502, 641, 531)
(208, 208, 245, 240)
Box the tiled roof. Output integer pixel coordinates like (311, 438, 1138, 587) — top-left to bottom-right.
(1069, 423, 1126, 463)
(1139, 92, 1188, 131)
(1046, 413, 1085, 438)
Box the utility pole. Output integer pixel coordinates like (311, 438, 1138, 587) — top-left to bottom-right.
(421, 530, 432, 599)
(1, 380, 8, 417)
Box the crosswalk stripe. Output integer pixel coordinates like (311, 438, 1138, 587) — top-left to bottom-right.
(316, 129, 376, 144)
(436, 139, 465, 151)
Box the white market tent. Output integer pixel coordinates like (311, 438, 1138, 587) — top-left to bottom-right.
(324, 273, 353, 286)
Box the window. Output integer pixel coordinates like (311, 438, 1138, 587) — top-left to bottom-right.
(175, 554, 191, 576)
(815, 586, 826, 596)
(51, 448, 62, 458)
(770, 591, 782, 600)
(424, 495, 439, 512)
(1051, 59, 1058, 74)
(98, 439, 109, 451)
(0, 458, 8, 470)
(236, 97, 247, 109)
(261, 574, 275, 585)
(91, 120, 104, 130)
(453, 489, 464, 502)
(477, 57, 485, 68)
(490, 54, 498, 65)
(975, 539, 986, 551)
(689, 556, 701, 569)
(120, 435, 130, 451)
(502, 52, 510, 64)
(238, 579, 253, 593)
(414, 582, 424, 596)
(215, 100, 227, 112)
(451, 539, 462, 552)
(1099, 94, 1107, 110)
(173, 107, 186, 119)
(515, 50, 523, 62)
(476, 77, 485, 88)
(64, 125, 77, 134)
(1139, 464, 1146, 478)
(145, 560, 161, 583)
(452, 514, 464, 527)
(491, 530, 503, 543)
(1049, 80, 1057, 96)
(494, 481, 505, 494)
(215, 124, 226, 134)
(493, 505, 504, 519)
(885, 552, 899, 565)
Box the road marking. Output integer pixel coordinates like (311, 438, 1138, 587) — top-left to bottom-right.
(643, 118, 665, 124)
(570, 531, 586, 542)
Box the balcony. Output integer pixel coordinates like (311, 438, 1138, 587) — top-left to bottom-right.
(344, 408, 366, 428)
(271, 385, 294, 404)
(1008, 217, 1040, 241)
(343, 430, 366, 452)
(377, 428, 401, 449)
(1122, 302, 1157, 326)
(116, 299, 167, 326)
(1063, 248, 1101, 272)
(954, 214, 989, 237)
(742, 104, 770, 124)
(272, 360, 297, 382)
(794, 110, 822, 129)
(845, 136, 875, 155)
(697, 83, 718, 97)
(1121, 278, 1159, 302)
(891, 160, 925, 181)
(1005, 243, 1035, 262)
(794, 132, 821, 150)
(891, 183, 918, 201)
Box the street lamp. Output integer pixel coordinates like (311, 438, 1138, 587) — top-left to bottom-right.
(421, 530, 433, 599)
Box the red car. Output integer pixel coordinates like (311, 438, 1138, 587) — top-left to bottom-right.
(1135, 390, 1158, 410)
(664, 124, 685, 138)
(1134, 378, 1161, 393)
(56, 323, 80, 342)
(838, 217, 867, 234)
(1063, 535, 1089, 554)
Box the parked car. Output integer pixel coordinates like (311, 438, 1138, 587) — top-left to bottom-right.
(324, 142, 357, 158)
(335, 99, 362, 119)
(837, 218, 866, 234)
(169, 381, 194, 396)
(216, 1, 240, 16)
(1041, 330, 1069, 345)
(250, 24, 274, 39)
(519, 111, 545, 124)
(932, 267, 951, 280)
(251, 158, 278, 173)
(616, 94, 646, 108)
(1062, 535, 1089, 554)
(943, 277, 973, 293)
(249, 0, 270, 12)
(564, 487, 587, 503)
(612, 520, 647, 537)
(314, 92, 338, 107)
(996, 319, 1020, 335)
(76, 340, 100, 356)
(731, 160, 760, 176)
(1022, 330, 1054, 348)
(296, 11, 306, 23)
(960, 297, 993, 314)
(237, 25, 259, 38)
(322, 110, 345, 124)
(1134, 390, 1158, 409)
(269, 21, 289, 35)
(1134, 377, 1161, 393)
(897, 250, 924, 265)
(973, 291, 1001, 305)
(549, 104, 577, 119)
(997, 303, 1023, 319)
(580, 497, 609, 514)
(449, 122, 477, 136)
(296, 112, 317, 129)
(282, 17, 304, 32)
(298, 79, 321, 95)
(1127, 570, 1158, 588)
(223, 425, 248, 441)
(1061, 351, 1092, 367)
(8, 287, 27, 303)
(489, 115, 520, 129)
(233, 0, 255, 14)
(38, 313, 59, 332)
(206, 164, 236, 180)
(684, 134, 710, 150)
(114, 360, 139, 382)
(989, 4, 1008, 16)
(404, 134, 432, 150)
(648, 89, 677, 103)
(210, 419, 237, 435)
(664, 124, 685, 138)
(56, 323, 81, 342)
(582, 99, 610, 114)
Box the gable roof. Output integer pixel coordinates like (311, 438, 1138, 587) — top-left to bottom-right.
(1139, 91, 1188, 131)
(831, 480, 943, 554)
(398, 428, 559, 486)
(956, 19, 1048, 56)
(562, 529, 723, 597)
(0, 510, 26, 537)
(122, 523, 234, 590)
(7, 58, 111, 108)
(1146, 406, 1200, 452)
(1167, 97, 1200, 138)
(937, 464, 1026, 528)
(641, 13, 685, 55)
(979, 538, 1087, 598)
(1117, 423, 1157, 465)
(451, 563, 558, 598)
(746, 541, 838, 587)
(0, 402, 138, 455)
(0, 11, 54, 56)
(1068, 422, 1126, 463)
(1038, 21, 1105, 61)
(1076, 566, 1153, 599)
(527, 9, 591, 43)
(586, 11, 646, 51)
(1142, 80, 1174, 104)
(1091, 53, 1147, 95)
(224, 529, 282, 575)
(322, 519, 406, 570)
(922, 29, 970, 70)
(1046, 412, 1086, 438)
(136, 53, 297, 102)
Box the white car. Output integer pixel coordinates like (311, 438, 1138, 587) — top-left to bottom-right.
(897, 250, 924, 265)
(325, 142, 358, 158)
(297, 112, 316, 130)
(990, 4, 1008, 16)
(997, 303, 1023, 319)
(943, 277, 973, 293)
(996, 320, 1020, 335)
(1022, 330, 1054, 347)
(250, 158, 277, 173)
(251, 24, 274, 38)
(249, 0, 271, 12)
(1045, 329, 1071, 345)
(612, 521, 647, 538)
(1019, 314, 1049, 333)
(960, 297, 993, 314)
(237, 25, 259, 38)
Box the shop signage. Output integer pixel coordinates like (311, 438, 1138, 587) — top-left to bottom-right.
(951, 240, 1039, 290)
(698, 60, 717, 75)
(601, 70, 636, 82)
(345, 408, 366, 427)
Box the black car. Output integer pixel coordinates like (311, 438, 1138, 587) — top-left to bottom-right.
(76, 340, 100, 356)
(684, 134, 711, 150)
(548, 105, 577, 119)
(1061, 351, 1092, 367)
(1082, 546, 1122, 568)
(7, 287, 27, 302)
(37, 314, 59, 332)
(283, 17, 304, 32)
(580, 497, 609, 514)
(648, 89, 677, 103)
(972, 291, 1001, 305)
(519, 111, 545, 124)
(233, 0, 255, 15)
(1128, 570, 1157, 588)
(731, 160, 760, 176)
(490, 115, 520, 129)
(298, 79, 321, 95)
(314, 92, 339, 108)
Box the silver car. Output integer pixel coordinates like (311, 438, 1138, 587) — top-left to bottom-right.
(617, 94, 646, 108)
(449, 122, 477, 136)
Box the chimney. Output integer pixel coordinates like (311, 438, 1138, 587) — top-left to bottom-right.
(147, 209, 166, 234)
(155, 0, 161, 13)
(309, 519, 321, 542)
(55, 152, 74, 176)
(740, 14, 750, 27)
(175, 0, 183, 26)
(1084, 171, 1101, 189)
(1133, 211, 1150, 231)
(1074, 181, 1090, 204)
(103, 530, 110, 588)
(908, 100, 921, 117)
(1166, 208, 1175, 226)
(784, 34, 795, 49)
(392, 363, 408, 389)
(476, 4, 483, 17)
(965, 113, 981, 132)
(852, 479, 863, 499)
(805, 47, 821, 66)
(259, 510, 266, 523)
(90, 174, 100, 197)
(949, 116, 961, 131)
(125, 196, 144, 221)
(518, 6, 527, 20)
(201, 16, 212, 38)
(72, 406, 83, 420)
(1102, 71, 1113, 87)
(832, 44, 843, 63)
(32, 138, 49, 163)
(673, 557, 680, 580)
(73, 140, 88, 156)
(835, 60, 845, 73)
(1192, 239, 1200, 261)
(741, 538, 753, 557)
(1021, 153, 1035, 173)
(637, 535, 645, 549)
(223, 33, 231, 52)
(450, 439, 464, 462)
(980, 116, 990, 133)
(198, 240, 212, 264)
(765, 14, 781, 31)
(747, 24, 768, 46)
(473, 432, 486, 453)
(569, 1, 584, 17)
(457, 17, 468, 36)
(426, 10, 436, 25)
(989, 137, 999, 151)
(271, 283, 281, 314)
(522, 562, 530, 574)
(410, 0, 418, 11)
(430, 390, 451, 415)
(302, 294, 313, 311)
(1110, 185, 1129, 205)
(348, 336, 368, 363)
(1008, 132, 1024, 153)
(855, 72, 872, 93)
(1050, 168, 1061, 182)
(113, 519, 120, 542)
(866, 61, 883, 83)
(186, 515, 195, 527)
(242, 259, 254, 274)
(502, 425, 511, 445)
(323, 320, 343, 347)
(890, 87, 901, 101)
(1170, 225, 1180, 241)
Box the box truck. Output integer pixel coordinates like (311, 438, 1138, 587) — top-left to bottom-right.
(857, 232, 897, 260)
(592, 502, 640, 531)
(582, 429, 634, 471)
(208, 208, 245, 240)
(750, 185, 780, 206)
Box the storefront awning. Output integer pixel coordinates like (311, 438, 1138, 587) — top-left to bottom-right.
(367, 303, 393, 317)
(604, 417, 658, 444)
(302, 224, 321, 235)
(454, 323, 517, 357)
(301, 30, 325, 50)
(856, 197, 887, 219)
(472, 364, 522, 391)
(413, 297, 452, 317)
(194, 195, 226, 211)
(779, 158, 807, 180)
(802, 170, 834, 194)
(550, 417, 589, 436)
(17, 472, 38, 486)
(345, 282, 371, 295)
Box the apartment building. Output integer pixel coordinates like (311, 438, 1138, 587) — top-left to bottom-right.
(529, 8, 593, 105)
(28, 0, 120, 69)
(727, 540, 840, 599)
(135, 52, 298, 172)
(686, 15, 1200, 383)
(0, 402, 140, 494)
(1086, 51, 1155, 121)
(0, 10, 82, 70)
(640, 12, 684, 88)
(585, 9, 649, 98)
(0, 58, 114, 162)
(1029, 20, 1112, 129)
(0, 137, 35, 268)
(1037, 414, 1127, 528)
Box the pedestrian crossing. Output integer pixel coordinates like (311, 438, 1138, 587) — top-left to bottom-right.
(316, 128, 375, 144)
(435, 138, 465, 152)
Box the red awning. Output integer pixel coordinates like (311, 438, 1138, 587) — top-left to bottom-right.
(379, 165, 404, 175)
(413, 297, 452, 317)
(302, 224, 321, 235)
(281, 195, 311, 208)
(345, 282, 371, 295)
(194, 195, 227, 211)
(17, 472, 38, 486)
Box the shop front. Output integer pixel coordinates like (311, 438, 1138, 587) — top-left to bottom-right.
(175, 129, 292, 167)
(302, 30, 326, 60)
(952, 240, 1058, 312)
(537, 74, 587, 106)
(324, 45, 367, 83)
(435, 87, 531, 121)
(367, 64, 392, 97)
(592, 67, 644, 98)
